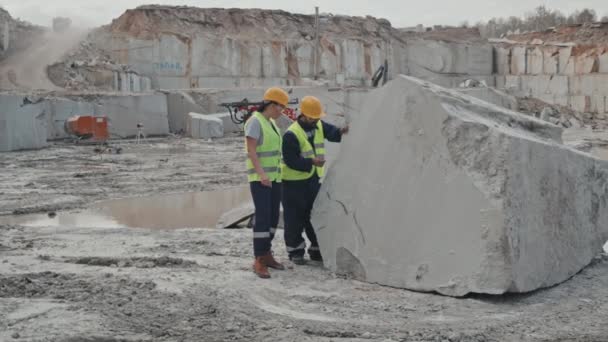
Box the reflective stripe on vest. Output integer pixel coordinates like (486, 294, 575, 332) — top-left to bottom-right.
(281, 120, 325, 181)
(245, 112, 282, 183)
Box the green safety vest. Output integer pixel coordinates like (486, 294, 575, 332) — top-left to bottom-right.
(281, 120, 326, 181)
(245, 112, 282, 183)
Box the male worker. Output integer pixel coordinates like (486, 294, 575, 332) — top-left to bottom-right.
(281, 96, 348, 265)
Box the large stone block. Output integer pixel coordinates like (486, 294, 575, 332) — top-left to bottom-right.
(570, 75, 608, 97)
(45, 98, 97, 139)
(494, 46, 510, 75)
(261, 42, 288, 78)
(526, 47, 543, 75)
(108, 37, 157, 76)
(238, 41, 264, 77)
(599, 53, 608, 73)
(553, 94, 569, 107)
(574, 55, 599, 74)
(155, 34, 189, 77)
(495, 75, 506, 89)
(312, 75, 608, 296)
(510, 46, 526, 75)
(188, 113, 223, 139)
(192, 37, 240, 77)
(0, 95, 47, 151)
(341, 40, 367, 80)
(520, 75, 569, 98)
(542, 47, 559, 74)
(157, 77, 191, 90)
(558, 47, 575, 75)
(98, 94, 170, 138)
(407, 40, 493, 77)
(166, 91, 206, 134)
(569, 95, 590, 113)
(504, 75, 522, 92)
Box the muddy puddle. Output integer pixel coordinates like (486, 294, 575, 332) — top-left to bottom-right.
(0, 186, 251, 229)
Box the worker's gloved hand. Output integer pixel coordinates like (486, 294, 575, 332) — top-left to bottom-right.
(260, 174, 272, 187)
(312, 157, 326, 167)
(340, 125, 350, 135)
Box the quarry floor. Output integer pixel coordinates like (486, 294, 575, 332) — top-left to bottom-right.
(1, 135, 608, 342)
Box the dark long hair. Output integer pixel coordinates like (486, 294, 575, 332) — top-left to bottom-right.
(257, 100, 275, 113)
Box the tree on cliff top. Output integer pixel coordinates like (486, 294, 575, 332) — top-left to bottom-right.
(477, 6, 602, 38)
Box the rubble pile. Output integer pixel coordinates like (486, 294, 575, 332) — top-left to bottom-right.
(507, 22, 608, 45)
(46, 35, 139, 91)
(515, 96, 594, 128)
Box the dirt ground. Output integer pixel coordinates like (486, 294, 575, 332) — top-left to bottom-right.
(1, 136, 608, 342)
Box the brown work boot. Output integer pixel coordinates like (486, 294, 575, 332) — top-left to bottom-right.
(253, 257, 270, 279)
(263, 252, 285, 270)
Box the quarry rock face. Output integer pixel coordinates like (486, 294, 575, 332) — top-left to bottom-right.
(312, 75, 608, 296)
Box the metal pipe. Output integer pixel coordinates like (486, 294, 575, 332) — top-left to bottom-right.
(313, 7, 320, 80)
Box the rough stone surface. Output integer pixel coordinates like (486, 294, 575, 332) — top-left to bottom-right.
(312, 75, 608, 296)
(188, 113, 223, 139)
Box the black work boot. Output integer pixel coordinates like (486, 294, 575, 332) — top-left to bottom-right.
(289, 255, 307, 265)
(309, 249, 323, 262)
(309, 253, 323, 263)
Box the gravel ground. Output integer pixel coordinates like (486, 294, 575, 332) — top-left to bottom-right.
(1, 136, 608, 342)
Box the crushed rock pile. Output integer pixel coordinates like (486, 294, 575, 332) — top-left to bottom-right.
(507, 22, 608, 45)
(515, 96, 608, 129)
(46, 32, 139, 91)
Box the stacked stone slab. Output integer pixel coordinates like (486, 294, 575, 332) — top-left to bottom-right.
(312, 75, 608, 296)
(494, 44, 608, 114)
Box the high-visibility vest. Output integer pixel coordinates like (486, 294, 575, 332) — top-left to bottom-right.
(281, 120, 325, 181)
(245, 112, 282, 183)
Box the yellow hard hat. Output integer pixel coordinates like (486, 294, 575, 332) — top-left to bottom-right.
(300, 96, 325, 119)
(263, 87, 289, 107)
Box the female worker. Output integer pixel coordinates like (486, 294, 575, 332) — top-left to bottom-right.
(245, 87, 289, 278)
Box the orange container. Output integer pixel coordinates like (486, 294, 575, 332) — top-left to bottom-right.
(65, 116, 109, 141)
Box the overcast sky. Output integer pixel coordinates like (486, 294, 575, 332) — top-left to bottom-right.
(1, 0, 607, 28)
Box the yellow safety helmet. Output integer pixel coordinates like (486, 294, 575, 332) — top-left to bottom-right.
(300, 96, 325, 119)
(263, 87, 289, 107)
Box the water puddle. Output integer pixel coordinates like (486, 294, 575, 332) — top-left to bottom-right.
(0, 186, 251, 229)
